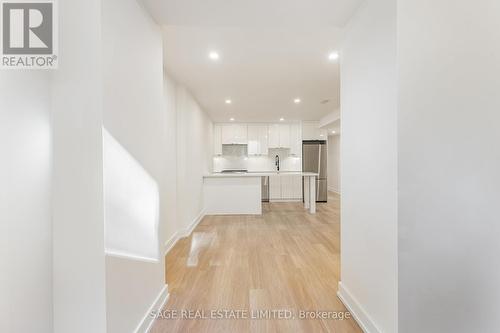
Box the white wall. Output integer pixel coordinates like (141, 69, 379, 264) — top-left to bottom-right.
(327, 135, 340, 193)
(102, 0, 167, 331)
(1, 2, 211, 332)
(51, 0, 107, 332)
(0, 72, 52, 333)
(161, 76, 213, 247)
(100, 0, 213, 328)
(162, 74, 179, 250)
(339, 0, 398, 332)
(398, 0, 500, 332)
(175, 86, 213, 234)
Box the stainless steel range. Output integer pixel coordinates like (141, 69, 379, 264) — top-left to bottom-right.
(220, 169, 248, 174)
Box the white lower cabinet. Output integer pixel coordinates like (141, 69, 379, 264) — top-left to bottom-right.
(269, 175, 281, 200)
(269, 175, 302, 201)
(281, 175, 303, 200)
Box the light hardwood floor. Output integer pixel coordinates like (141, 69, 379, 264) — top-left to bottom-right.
(151, 192, 362, 333)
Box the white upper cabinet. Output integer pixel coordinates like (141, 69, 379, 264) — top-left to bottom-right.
(221, 124, 232, 144)
(259, 126, 269, 154)
(247, 124, 269, 155)
(289, 123, 301, 156)
(268, 124, 291, 149)
(221, 124, 248, 144)
(302, 121, 328, 141)
(268, 124, 280, 148)
(214, 124, 222, 155)
(214, 122, 301, 156)
(233, 124, 248, 144)
(279, 124, 290, 148)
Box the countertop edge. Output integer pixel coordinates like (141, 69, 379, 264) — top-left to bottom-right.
(203, 172, 319, 178)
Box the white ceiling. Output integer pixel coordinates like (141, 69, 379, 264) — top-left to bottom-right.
(142, 0, 364, 28)
(142, 0, 364, 122)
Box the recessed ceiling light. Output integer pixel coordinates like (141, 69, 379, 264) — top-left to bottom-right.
(209, 51, 220, 60)
(279, 117, 285, 121)
(331, 130, 336, 134)
(320, 134, 324, 137)
(328, 52, 339, 61)
(229, 117, 235, 121)
(293, 98, 301, 104)
(225, 99, 232, 104)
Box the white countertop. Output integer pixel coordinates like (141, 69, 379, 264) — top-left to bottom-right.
(204, 171, 318, 178)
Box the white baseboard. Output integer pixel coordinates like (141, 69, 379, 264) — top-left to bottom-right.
(179, 209, 205, 238)
(337, 282, 380, 333)
(164, 231, 180, 256)
(164, 210, 206, 256)
(134, 284, 169, 333)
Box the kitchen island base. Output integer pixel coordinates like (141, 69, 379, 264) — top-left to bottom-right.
(203, 172, 318, 215)
(203, 176, 262, 215)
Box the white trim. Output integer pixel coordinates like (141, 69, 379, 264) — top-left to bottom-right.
(105, 251, 159, 264)
(179, 209, 205, 238)
(337, 282, 380, 333)
(164, 231, 180, 256)
(164, 210, 206, 256)
(268, 199, 303, 203)
(134, 284, 169, 333)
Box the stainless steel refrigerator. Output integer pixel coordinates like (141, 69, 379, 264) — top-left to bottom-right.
(302, 140, 328, 202)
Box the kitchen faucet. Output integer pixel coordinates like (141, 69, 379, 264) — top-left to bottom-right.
(275, 154, 280, 172)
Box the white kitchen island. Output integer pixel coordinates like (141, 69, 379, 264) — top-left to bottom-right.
(203, 172, 318, 215)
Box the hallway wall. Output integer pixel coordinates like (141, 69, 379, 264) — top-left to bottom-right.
(175, 85, 213, 237)
(51, 0, 107, 332)
(102, 0, 167, 331)
(398, 0, 500, 332)
(0, 72, 52, 333)
(162, 72, 213, 254)
(339, 0, 398, 332)
(1, 2, 212, 332)
(102, 2, 214, 326)
(162, 74, 179, 252)
(327, 134, 341, 193)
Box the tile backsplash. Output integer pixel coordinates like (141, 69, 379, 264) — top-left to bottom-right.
(213, 148, 302, 172)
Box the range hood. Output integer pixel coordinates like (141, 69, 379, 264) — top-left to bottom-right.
(221, 144, 247, 156)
